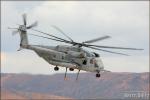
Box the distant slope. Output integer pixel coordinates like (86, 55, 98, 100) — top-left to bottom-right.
(1, 72, 149, 99)
(1, 90, 72, 99)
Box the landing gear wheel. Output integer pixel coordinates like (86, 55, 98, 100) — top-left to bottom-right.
(96, 73, 100, 78)
(54, 66, 59, 71)
(69, 68, 74, 71)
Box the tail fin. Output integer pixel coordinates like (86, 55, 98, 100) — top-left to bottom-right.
(19, 30, 28, 48)
(9, 14, 38, 50)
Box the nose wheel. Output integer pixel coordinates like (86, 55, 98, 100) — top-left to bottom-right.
(54, 66, 59, 71)
(96, 72, 101, 78)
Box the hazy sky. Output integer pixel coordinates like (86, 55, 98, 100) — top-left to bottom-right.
(1, 1, 149, 74)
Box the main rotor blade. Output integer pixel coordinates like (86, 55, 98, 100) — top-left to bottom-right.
(83, 35, 111, 44)
(22, 13, 27, 26)
(29, 33, 73, 44)
(87, 46, 129, 56)
(51, 25, 74, 42)
(85, 45, 143, 50)
(31, 29, 72, 43)
(8, 27, 18, 29)
(27, 21, 38, 29)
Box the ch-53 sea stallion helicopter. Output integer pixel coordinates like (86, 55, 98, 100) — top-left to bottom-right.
(9, 14, 143, 80)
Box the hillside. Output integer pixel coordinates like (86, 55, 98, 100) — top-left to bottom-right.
(1, 72, 149, 99)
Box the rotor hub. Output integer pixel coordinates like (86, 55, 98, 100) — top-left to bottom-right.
(19, 25, 26, 32)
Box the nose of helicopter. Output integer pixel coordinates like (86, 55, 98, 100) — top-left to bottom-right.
(95, 58, 104, 71)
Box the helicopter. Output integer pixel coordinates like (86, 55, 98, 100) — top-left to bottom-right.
(9, 14, 143, 80)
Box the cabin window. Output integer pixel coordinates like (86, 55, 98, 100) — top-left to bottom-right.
(53, 55, 56, 58)
(62, 56, 64, 59)
(83, 60, 87, 65)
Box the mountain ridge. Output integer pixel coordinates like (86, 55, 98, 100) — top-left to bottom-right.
(1, 72, 149, 99)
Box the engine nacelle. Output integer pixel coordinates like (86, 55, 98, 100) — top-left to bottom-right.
(68, 51, 86, 58)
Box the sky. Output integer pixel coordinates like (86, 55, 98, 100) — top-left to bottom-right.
(1, 1, 149, 74)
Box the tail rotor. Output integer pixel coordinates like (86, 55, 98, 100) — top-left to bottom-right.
(9, 13, 38, 50)
(9, 13, 38, 36)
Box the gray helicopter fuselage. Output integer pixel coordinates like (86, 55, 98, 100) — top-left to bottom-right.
(10, 13, 143, 80)
(25, 44, 104, 72)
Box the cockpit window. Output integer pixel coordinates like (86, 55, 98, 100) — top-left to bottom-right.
(90, 58, 97, 64)
(90, 58, 99, 67)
